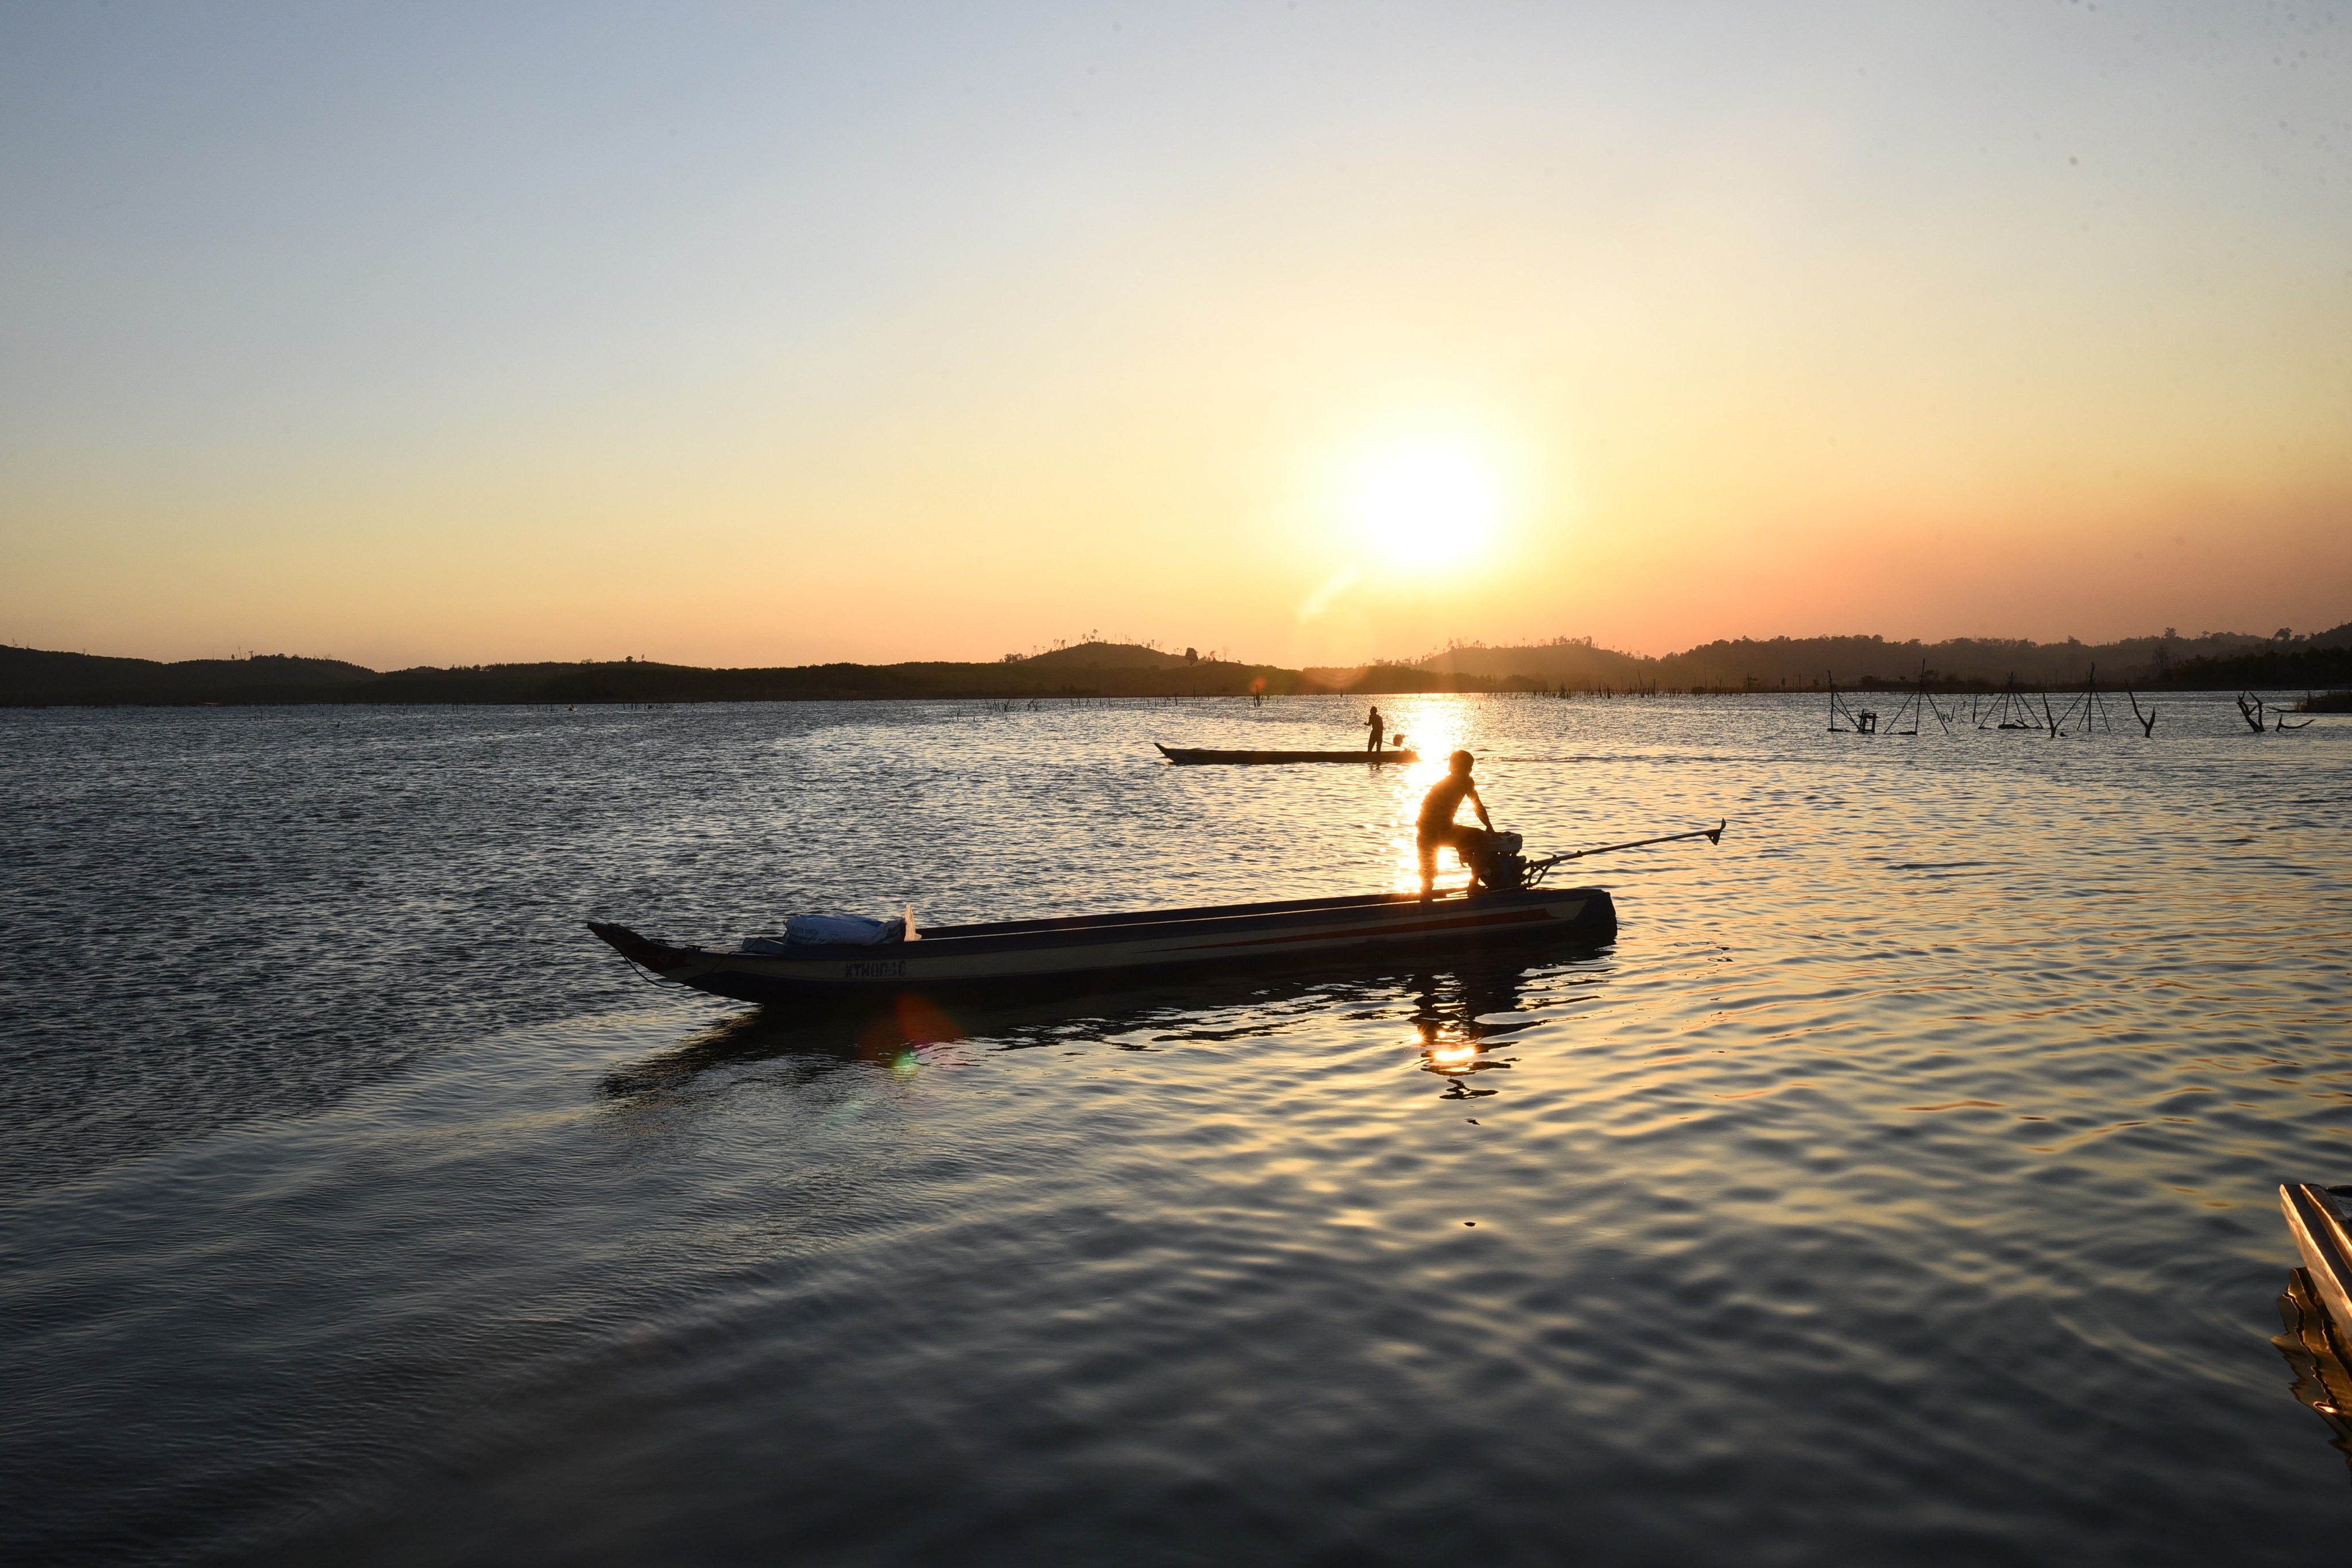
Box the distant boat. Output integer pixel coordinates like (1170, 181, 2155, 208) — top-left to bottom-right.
(1155, 744, 1419, 765)
(589, 884, 1612, 1004)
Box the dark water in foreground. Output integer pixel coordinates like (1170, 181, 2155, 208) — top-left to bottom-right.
(2, 691, 2348, 1565)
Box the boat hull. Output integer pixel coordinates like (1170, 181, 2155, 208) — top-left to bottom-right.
(1156, 745, 1419, 765)
(591, 885, 1614, 1005)
(2282, 1184, 2352, 1335)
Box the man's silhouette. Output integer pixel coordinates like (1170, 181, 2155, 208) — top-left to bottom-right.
(1417, 750, 1492, 899)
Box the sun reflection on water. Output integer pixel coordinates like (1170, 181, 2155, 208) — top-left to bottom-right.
(1413, 1011, 1512, 1102)
(1425, 1038, 1479, 1074)
(1380, 697, 1477, 896)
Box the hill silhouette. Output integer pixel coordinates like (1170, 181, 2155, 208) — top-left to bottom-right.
(1018, 641, 1200, 670)
(5, 621, 2345, 707)
(0, 648, 376, 703)
(1414, 624, 2352, 691)
(0, 646, 1298, 706)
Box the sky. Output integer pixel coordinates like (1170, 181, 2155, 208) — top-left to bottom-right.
(2, 1, 2348, 669)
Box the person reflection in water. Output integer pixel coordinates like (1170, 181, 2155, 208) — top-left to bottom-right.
(1417, 749, 1492, 900)
(1409, 966, 1521, 1097)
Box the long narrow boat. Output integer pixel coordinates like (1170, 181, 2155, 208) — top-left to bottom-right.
(1156, 744, 1419, 765)
(589, 884, 1614, 1004)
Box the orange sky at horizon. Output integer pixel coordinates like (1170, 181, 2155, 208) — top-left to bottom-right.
(4, 3, 2348, 670)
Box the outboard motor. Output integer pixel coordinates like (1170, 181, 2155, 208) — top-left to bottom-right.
(1465, 830, 1529, 892)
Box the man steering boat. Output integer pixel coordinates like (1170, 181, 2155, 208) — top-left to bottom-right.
(1417, 749, 1494, 899)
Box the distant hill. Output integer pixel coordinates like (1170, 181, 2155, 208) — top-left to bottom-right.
(1018, 641, 1201, 670)
(0, 646, 1302, 706)
(2167, 635, 2352, 692)
(6, 621, 2345, 706)
(1415, 624, 2352, 690)
(0, 646, 377, 703)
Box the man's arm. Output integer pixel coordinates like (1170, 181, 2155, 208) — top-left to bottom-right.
(1469, 784, 1492, 830)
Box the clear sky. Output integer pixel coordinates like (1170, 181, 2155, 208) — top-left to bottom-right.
(3, 1, 2347, 668)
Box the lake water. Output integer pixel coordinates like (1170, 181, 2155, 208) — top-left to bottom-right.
(2, 690, 2347, 1565)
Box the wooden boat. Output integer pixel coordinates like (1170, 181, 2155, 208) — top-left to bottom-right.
(588, 884, 1613, 1004)
(1155, 744, 1419, 765)
(2280, 1183, 2352, 1334)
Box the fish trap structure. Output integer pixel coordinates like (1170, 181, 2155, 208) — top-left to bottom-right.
(1834, 664, 2162, 739)
(2010, 667, 2159, 737)
(2040, 667, 2119, 737)
(1972, 674, 2044, 731)
(1825, 672, 1879, 734)
(1828, 663, 1951, 735)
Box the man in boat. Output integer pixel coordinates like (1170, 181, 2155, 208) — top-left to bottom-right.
(1417, 749, 1494, 899)
(1364, 704, 1386, 755)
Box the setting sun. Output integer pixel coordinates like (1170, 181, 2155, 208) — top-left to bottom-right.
(1348, 442, 1506, 570)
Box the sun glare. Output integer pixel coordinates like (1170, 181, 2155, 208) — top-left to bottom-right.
(1349, 442, 1505, 570)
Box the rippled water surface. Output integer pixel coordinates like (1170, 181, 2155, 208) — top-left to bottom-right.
(3, 692, 2348, 1565)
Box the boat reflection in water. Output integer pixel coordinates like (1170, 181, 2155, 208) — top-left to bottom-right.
(601, 941, 1611, 1105)
(2273, 1268, 2352, 1481)
(599, 991, 974, 1100)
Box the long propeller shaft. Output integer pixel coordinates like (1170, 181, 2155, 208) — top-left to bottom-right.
(1535, 819, 1726, 868)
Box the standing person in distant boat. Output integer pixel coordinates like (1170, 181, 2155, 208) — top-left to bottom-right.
(1364, 704, 1386, 755)
(1417, 750, 1492, 899)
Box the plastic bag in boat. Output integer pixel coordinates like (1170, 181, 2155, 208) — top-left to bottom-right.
(738, 913, 906, 953)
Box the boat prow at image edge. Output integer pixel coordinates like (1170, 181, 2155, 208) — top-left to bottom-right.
(587, 885, 1614, 1003)
(2281, 1183, 2352, 1334)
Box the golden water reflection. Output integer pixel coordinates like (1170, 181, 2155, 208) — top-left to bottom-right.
(1414, 1016, 1512, 1099)
(1380, 695, 1476, 896)
(1407, 961, 1545, 1100)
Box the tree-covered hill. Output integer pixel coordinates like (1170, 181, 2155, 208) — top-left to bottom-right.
(7, 621, 2346, 706)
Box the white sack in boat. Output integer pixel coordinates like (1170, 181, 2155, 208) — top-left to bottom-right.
(738, 913, 906, 953)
